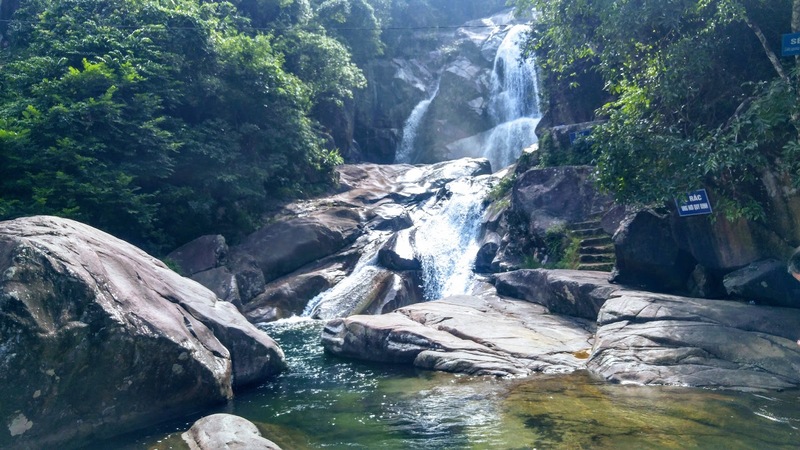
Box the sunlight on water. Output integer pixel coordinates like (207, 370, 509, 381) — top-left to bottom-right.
(99, 320, 800, 450)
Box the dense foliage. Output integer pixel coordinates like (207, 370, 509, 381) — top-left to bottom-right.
(0, 0, 376, 251)
(517, 0, 800, 220)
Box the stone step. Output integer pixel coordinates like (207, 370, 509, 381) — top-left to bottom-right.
(580, 245, 615, 255)
(570, 220, 602, 230)
(579, 254, 615, 264)
(581, 236, 613, 247)
(571, 227, 606, 238)
(578, 262, 615, 272)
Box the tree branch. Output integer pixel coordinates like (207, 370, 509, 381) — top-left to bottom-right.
(744, 16, 791, 86)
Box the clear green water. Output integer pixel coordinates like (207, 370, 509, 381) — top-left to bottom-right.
(99, 319, 800, 449)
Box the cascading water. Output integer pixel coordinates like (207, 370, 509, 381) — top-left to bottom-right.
(395, 82, 440, 164)
(413, 177, 489, 300)
(302, 231, 393, 320)
(484, 24, 541, 170)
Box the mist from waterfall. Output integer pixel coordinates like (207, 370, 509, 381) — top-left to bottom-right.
(395, 82, 440, 164)
(485, 24, 540, 170)
(413, 177, 488, 300)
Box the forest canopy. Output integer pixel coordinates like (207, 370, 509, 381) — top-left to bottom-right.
(0, 0, 381, 252)
(516, 0, 800, 220)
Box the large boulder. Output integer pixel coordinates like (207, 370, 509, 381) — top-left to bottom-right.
(230, 208, 362, 290)
(494, 269, 617, 320)
(0, 216, 285, 449)
(378, 229, 421, 271)
(722, 259, 800, 307)
(588, 292, 800, 391)
(241, 251, 361, 323)
(611, 209, 696, 292)
(512, 166, 615, 235)
(308, 266, 424, 320)
(322, 294, 594, 376)
(166, 235, 228, 277)
(182, 414, 281, 450)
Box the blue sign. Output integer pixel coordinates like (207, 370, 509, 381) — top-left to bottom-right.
(569, 129, 592, 144)
(782, 33, 800, 57)
(676, 189, 713, 217)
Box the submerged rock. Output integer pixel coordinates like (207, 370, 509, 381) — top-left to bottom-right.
(322, 294, 595, 376)
(0, 216, 285, 449)
(182, 414, 281, 450)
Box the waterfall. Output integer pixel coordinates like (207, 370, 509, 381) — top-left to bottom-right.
(413, 177, 488, 300)
(395, 82, 440, 164)
(484, 24, 541, 170)
(302, 231, 392, 319)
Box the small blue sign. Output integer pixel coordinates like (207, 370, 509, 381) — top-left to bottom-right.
(569, 129, 592, 144)
(676, 189, 713, 217)
(782, 33, 800, 57)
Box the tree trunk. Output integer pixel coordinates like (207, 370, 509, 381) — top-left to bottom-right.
(744, 16, 790, 85)
(794, 0, 800, 34)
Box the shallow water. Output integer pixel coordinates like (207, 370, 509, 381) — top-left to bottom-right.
(100, 319, 800, 449)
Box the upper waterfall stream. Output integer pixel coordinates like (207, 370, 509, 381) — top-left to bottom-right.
(395, 81, 440, 164)
(484, 24, 541, 170)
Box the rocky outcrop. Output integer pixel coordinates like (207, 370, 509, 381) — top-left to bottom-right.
(167, 234, 228, 277)
(722, 259, 800, 308)
(182, 414, 281, 450)
(322, 294, 595, 376)
(611, 209, 696, 292)
(494, 269, 617, 320)
(0, 216, 285, 450)
(512, 166, 615, 235)
(482, 165, 618, 272)
(231, 208, 363, 286)
(324, 268, 800, 391)
(185, 158, 491, 322)
(589, 293, 800, 391)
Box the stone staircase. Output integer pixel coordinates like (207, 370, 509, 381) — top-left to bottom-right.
(569, 217, 616, 272)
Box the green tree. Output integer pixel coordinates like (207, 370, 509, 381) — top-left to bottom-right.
(311, 0, 383, 62)
(275, 28, 366, 108)
(517, 0, 799, 220)
(0, 0, 340, 251)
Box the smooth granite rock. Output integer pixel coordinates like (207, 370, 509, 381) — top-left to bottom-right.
(0, 216, 285, 449)
(182, 414, 281, 450)
(322, 294, 595, 376)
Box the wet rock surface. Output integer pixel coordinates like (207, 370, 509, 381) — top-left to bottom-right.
(189, 158, 492, 322)
(0, 216, 285, 449)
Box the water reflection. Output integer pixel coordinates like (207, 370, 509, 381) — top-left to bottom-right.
(102, 319, 800, 450)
